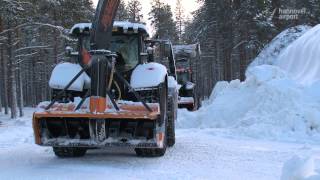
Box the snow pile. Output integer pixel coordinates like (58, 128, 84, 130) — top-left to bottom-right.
(281, 156, 320, 180)
(250, 25, 311, 67)
(178, 25, 320, 143)
(178, 65, 320, 142)
(276, 24, 320, 85)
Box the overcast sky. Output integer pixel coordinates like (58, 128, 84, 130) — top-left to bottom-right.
(92, 0, 201, 34)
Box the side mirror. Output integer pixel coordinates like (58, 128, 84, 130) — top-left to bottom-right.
(146, 47, 154, 62)
(185, 82, 195, 90)
(147, 47, 154, 55)
(65, 46, 73, 57)
(140, 53, 148, 63)
(164, 44, 171, 56)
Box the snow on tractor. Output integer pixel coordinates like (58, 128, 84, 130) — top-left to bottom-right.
(32, 0, 178, 157)
(173, 44, 201, 111)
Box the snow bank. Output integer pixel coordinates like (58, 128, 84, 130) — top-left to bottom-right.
(250, 25, 311, 67)
(276, 24, 320, 85)
(178, 64, 320, 142)
(178, 25, 320, 143)
(281, 156, 319, 180)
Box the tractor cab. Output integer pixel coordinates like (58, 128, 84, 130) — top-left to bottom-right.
(69, 22, 150, 73)
(67, 22, 152, 101)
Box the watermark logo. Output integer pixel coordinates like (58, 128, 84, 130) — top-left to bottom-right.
(271, 8, 307, 21)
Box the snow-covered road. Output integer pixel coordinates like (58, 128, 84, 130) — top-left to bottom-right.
(0, 109, 319, 180)
(2, 25, 320, 179)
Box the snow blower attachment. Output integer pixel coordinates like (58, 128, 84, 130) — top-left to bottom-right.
(32, 0, 175, 157)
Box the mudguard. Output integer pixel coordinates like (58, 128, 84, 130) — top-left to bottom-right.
(49, 63, 91, 92)
(131, 63, 168, 89)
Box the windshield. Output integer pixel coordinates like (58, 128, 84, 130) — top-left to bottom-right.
(177, 72, 190, 85)
(81, 35, 139, 71)
(175, 59, 189, 69)
(110, 35, 139, 71)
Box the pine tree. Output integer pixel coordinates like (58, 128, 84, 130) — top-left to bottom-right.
(127, 0, 143, 23)
(175, 0, 184, 43)
(0, 0, 95, 118)
(149, 1, 178, 42)
(0, 0, 27, 119)
(115, 1, 129, 21)
(272, 0, 281, 29)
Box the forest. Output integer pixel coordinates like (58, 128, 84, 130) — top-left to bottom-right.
(0, 0, 319, 119)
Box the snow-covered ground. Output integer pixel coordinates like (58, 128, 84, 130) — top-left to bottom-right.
(0, 109, 319, 180)
(2, 25, 320, 179)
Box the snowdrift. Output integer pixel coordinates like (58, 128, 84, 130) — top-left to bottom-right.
(178, 25, 320, 143)
(281, 156, 320, 180)
(178, 65, 320, 142)
(277, 24, 320, 85)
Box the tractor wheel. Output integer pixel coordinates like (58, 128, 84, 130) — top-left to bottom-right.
(167, 94, 176, 147)
(135, 80, 168, 157)
(53, 147, 87, 158)
(193, 94, 200, 111)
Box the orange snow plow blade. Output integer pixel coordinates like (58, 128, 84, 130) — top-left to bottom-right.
(33, 104, 160, 119)
(33, 102, 160, 145)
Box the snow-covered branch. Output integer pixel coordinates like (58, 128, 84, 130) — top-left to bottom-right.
(15, 51, 38, 60)
(0, 22, 69, 40)
(15, 45, 52, 53)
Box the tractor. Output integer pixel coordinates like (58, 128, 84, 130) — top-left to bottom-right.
(174, 44, 201, 111)
(32, 0, 178, 157)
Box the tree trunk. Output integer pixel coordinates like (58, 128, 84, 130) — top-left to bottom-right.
(15, 27, 24, 117)
(0, 16, 2, 113)
(7, 26, 17, 119)
(17, 64, 24, 117)
(272, 0, 281, 29)
(0, 47, 2, 113)
(32, 58, 37, 106)
(1, 45, 9, 115)
(53, 9, 59, 65)
(0, 15, 6, 114)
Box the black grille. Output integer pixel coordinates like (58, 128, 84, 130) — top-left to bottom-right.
(41, 118, 155, 141)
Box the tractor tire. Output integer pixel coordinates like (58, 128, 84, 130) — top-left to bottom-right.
(193, 94, 200, 111)
(135, 80, 168, 157)
(167, 94, 176, 147)
(53, 147, 87, 158)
